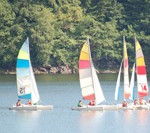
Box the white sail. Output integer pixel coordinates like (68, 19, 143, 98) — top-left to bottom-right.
(30, 63, 40, 104)
(79, 38, 105, 105)
(92, 65, 105, 104)
(129, 63, 135, 100)
(115, 60, 123, 101)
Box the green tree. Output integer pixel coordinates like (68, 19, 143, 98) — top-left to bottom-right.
(10, 1, 55, 67)
(0, 0, 17, 68)
(28, 5, 55, 66)
(51, 3, 83, 69)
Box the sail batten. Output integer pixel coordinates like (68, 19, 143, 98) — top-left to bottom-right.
(79, 38, 105, 104)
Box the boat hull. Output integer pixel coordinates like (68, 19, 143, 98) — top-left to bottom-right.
(72, 105, 103, 111)
(71, 104, 150, 111)
(9, 104, 53, 110)
(131, 104, 150, 110)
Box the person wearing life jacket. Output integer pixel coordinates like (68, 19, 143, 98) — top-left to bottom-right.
(122, 100, 127, 107)
(16, 99, 21, 106)
(139, 98, 146, 105)
(88, 100, 95, 106)
(148, 99, 150, 103)
(28, 99, 32, 106)
(77, 100, 83, 107)
(134, 99, 138, 105)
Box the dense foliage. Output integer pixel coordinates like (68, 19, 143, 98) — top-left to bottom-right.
(0, 0, 150, 71)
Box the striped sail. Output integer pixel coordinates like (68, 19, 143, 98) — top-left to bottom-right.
(79, 38, 105, 105)
(135, 37, 148, 97)
(129, 63, 135, 100)
(115, 60, 123, 101)
(16, 38, 40, 104)
(123, 36, 130, 99)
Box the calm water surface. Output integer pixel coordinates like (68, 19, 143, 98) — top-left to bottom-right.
(0, 74, 150, 133)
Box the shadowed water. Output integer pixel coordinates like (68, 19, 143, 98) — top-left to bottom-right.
(0, 74, 150, 133)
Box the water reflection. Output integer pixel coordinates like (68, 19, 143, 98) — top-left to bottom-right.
(12, 110, 43, 132)
(79, 111, 103, 133)
(113, 110, 150, 133)
(78, 110, 150, 133)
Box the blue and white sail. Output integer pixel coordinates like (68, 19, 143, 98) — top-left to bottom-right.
(115, 60, 123, 101)
(16, 38, 40, 104)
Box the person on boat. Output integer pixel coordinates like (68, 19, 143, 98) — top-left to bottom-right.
(27, 99, 32, 106)
(77, 100, 83, 107)
(16, 99, 21, 106)
(88, 100, 95, 106)
(134, 99, 138, 105)
(122, 100, 127, 107)
(148, 99, 150, 103)
(142, 99, 147, 105)
(139, 98, 146, 105)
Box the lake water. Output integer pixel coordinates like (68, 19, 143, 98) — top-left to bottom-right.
(0, 74, 150, 133)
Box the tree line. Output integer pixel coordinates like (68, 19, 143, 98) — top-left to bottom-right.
(0, 0, 150, 72)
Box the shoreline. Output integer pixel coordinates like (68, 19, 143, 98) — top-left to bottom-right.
(3, 65, 148, 75)
(0, 68, 118, 75)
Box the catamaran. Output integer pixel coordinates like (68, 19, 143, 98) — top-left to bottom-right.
(9, 38, 53, 110)
(72, 38, 133, 111)
(133, 37, 149, 109)
(114, 36, 136, 110)
(72, 37, 149, 111)
(115, 36, 149, 110)
(72, 38, 106, 111)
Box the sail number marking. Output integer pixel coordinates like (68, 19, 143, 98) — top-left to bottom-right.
(20, 87, 25, 94)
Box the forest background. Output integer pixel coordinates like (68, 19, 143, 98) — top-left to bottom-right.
(0, 0, 150, 73)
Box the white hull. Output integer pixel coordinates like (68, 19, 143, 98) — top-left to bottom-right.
(72, 104, 150, 111)
(72, 105, 103, 111)
(129, 104, 150, 110)
(9, 104, 53, 110)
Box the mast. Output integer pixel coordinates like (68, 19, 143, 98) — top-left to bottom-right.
(86, 37, 96, 101)
(87, 38, 105, 104)
(123, 36, 130, 100)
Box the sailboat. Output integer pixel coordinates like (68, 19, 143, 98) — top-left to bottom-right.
(127, 37, 150, 110)
(115, 36, 130, 101)
(134, 37, 149, 108)
(72, 38, 107, 111)
(9, 38, 53, 110)
(115, 36, 149, 110)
